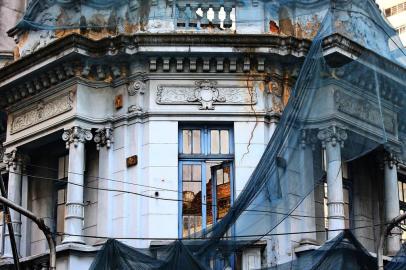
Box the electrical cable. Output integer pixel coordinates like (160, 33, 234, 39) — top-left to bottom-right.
(47, 221, 396, 241)
(6, 170, 373, 223)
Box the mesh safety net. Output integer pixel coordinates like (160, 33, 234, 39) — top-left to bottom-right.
(19, 0, 406, 269)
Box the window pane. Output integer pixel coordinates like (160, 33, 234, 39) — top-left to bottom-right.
(183, 165, 192, 181)
(216, 168, 224, 185)
(64, 155, 69, 178)
(216, 166, 231, 221)
(220, 130, 229, 154)
(192, 165, 201, 181)
(182, 130, 192, 154)
(58, 156, 65, 180)
(192, 130, 201, 154)
(223, 165, 230, 183)
(343, 188, 349, 204)
(182, 163, 202, 238)
(342, 162, 348, 179)
(210, 130, 219, 154)
(403, 183, 406, 203)
(57, 188, 66, 204)
(399, 181, 403, 201)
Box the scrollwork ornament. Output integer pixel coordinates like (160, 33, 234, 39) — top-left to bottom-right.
(317, 125, 348, 148)
(94, 127, 114, 150)
(62, 126, 93, 149)
(188, 80, 226, 110)
(128, 80, 146, 96)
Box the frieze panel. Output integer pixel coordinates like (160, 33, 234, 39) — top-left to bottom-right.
(11, 92, 74, 134)
(334, 90, 395, 133)
(156, 80, 257, 110)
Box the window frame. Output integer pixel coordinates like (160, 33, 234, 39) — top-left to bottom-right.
(178, 124, 235, 239)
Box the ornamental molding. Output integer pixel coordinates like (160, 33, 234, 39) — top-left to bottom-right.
(127, 74, 148, 96)
(334, 90, 395, 133)
(94, 127, 114, 150)
(11, 91, 74, 134)
(156, 80, 257, 110)
(317, 125, 348, 148)
(62, 126, 93, 149)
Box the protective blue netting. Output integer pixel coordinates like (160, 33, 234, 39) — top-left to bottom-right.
(30, 0, 404, 269)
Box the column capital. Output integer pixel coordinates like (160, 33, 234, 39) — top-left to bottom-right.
(94, 127, 114, 150)
(300, 129, 318, 150)
(3, 149, 27, 171)
(62, 126, 93, 149)
(383, 151, 400, 169)
(317, 125, 347, 148)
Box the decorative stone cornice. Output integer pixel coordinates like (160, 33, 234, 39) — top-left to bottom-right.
(317, 125, 348, 148)
(62, 126, 93, 149)
(94, 127, 113, 150)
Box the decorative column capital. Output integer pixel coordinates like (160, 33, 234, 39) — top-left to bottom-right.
(3, 149, 27, 171)
(300, 129, 318, 150)
(317, 125, 348, 148)
(62, 126, 93, 149)
(383, 151, 400, 169)
(94, 127, 114, 150)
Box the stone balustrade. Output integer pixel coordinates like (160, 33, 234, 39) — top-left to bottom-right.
(175, 2, 235, 30)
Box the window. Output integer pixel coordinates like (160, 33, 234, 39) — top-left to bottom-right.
(179, 125, 234, 238)
(398, 173, 406, 242)
(385, 2, 406, 16)
(55, 155, 68, 245)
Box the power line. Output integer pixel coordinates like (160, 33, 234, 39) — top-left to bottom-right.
(49, 222, 393, 241)
(7, 171, 373, 223)
(23, 162, 180, 193)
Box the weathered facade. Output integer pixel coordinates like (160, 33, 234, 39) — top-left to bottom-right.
(0, 0, 404, 269)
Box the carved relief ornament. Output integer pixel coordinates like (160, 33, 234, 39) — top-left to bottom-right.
(62, 126, 93, 149)
(156, 80, 257, 110)
(11, 91, 74, 134)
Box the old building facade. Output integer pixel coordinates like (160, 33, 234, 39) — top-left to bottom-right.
(0, 0, 404, 269)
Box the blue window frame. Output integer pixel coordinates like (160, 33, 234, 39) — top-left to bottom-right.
(178, 124, 234, 239)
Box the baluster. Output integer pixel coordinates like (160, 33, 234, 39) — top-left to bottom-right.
(212, 4, 221, 28)
(200, 4, 210, 27)
(177, 4, 187, 27)
(223, 5, 233, 29)
(189, 4, 199, 28)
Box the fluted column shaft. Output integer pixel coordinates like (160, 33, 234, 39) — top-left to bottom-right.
(62, 126, 92, 244)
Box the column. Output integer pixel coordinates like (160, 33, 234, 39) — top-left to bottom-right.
(383, 152, 400, 256)
(62, 126, 92, 244)
(3, 150, 23, 258)
(94, 127, 114, 239)
(317, 125, 347, 239)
